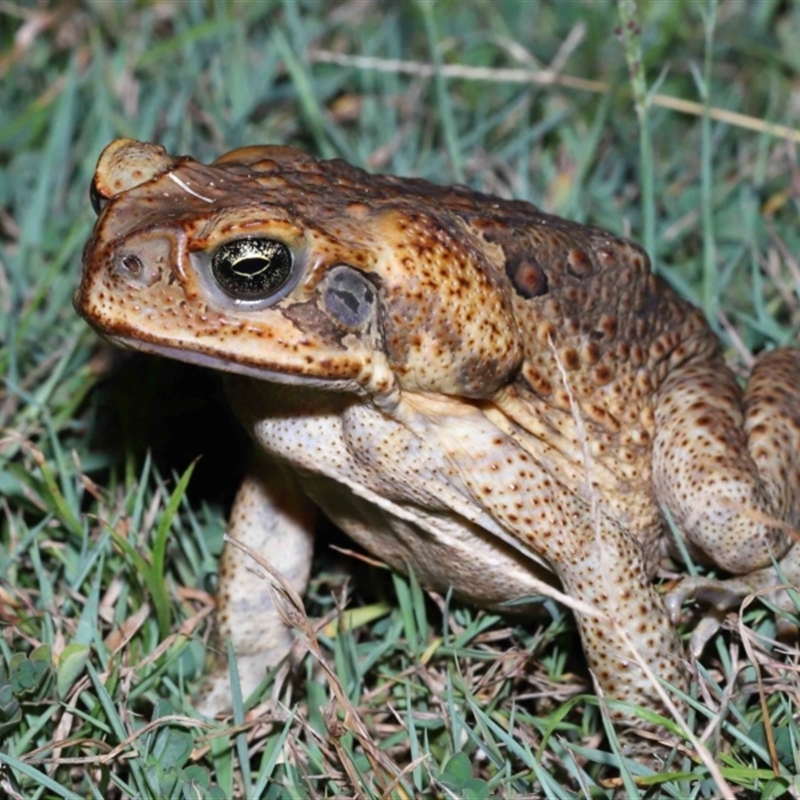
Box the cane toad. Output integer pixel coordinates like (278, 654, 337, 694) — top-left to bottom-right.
(76, 139, 800, 750)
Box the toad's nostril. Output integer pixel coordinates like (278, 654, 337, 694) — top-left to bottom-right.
(121, 254, 144, 277)
(110, 251, 163, 287)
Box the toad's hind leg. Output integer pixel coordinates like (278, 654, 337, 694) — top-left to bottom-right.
(743, 349, 800, 535)
(196, 454, 316, 716)
(654, 348, 800, 628)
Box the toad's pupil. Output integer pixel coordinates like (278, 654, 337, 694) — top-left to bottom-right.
(232, 257, 269, 278)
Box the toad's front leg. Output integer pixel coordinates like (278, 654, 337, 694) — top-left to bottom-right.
(196, 454, 316, 716)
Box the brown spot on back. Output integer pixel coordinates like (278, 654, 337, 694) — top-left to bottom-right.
(567, 247, 593, 277)
(597, 314, 618, 340)
(507, 257, 549, 299)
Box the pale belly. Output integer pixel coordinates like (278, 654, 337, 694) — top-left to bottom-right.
(232, 377, 562, 610)
(298, 469, 560, 612)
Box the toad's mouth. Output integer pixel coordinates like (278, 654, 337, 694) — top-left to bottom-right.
(102, 330, 366, 390)
(74, 278, 376, 391)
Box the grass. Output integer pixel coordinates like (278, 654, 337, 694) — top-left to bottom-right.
(1, 0, 799, 797)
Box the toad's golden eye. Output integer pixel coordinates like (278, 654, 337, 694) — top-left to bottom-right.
(211, 238, 293, 301)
